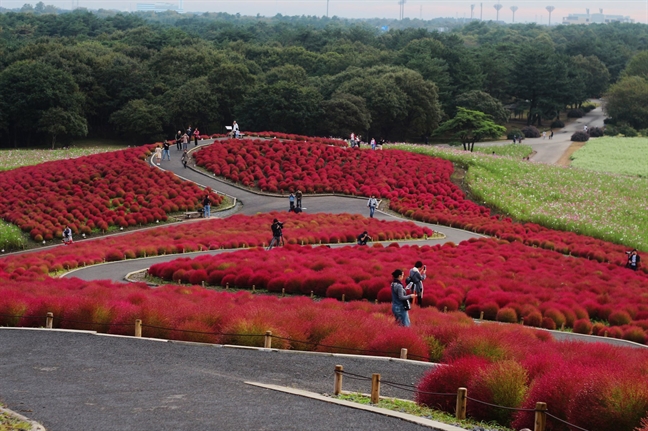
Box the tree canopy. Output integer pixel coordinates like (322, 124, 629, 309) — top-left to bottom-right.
(435, 107, 506, 152)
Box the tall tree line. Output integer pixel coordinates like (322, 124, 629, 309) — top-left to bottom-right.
(0, 10, 646, 147)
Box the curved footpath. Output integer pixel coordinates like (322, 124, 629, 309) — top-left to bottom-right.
(0, 110, 634, 431)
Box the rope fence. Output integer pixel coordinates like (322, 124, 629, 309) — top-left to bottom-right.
(0, 312, 428, 360)
(333, 367, 589, 431)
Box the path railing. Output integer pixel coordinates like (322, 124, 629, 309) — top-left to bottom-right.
(332, 366, 590, 431)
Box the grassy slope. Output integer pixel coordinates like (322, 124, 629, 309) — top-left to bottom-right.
(570, 137, 648, 177)
(396, 144, 648, 250)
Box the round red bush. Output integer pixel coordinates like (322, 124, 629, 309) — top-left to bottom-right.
(496, 307, 518, 323)
(325, 283, 363, 301)
(573, 318, 593, 335)
(608, 310, 632, 326)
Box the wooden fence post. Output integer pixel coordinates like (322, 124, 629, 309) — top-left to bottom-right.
(479, 311, 484, 320)
(371, 373, 381, 404)
(456, 387, 467, 420)
(281, 288, 285, 297)
(135, 319, 142, 337)
(46, 312, 53, 329)
(342, 294, 345, 302)
(252, 285, 256, 293)
(400, 348, 408, 359)
(534, 402, 547, 431)
(264, 331, 272, 348)
(334, 365, 344, 395)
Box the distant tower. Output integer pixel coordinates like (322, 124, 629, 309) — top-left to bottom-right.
(510, 6, 518, 22)
(480, 3, 483, 20)
(470, 4, 475, 20)
(599, 8, 603, 14)
(546, 6, 555, 26)
(398, 0, 406, 20)
(326, 0, 329, 17)
(494, 3, 503, 22)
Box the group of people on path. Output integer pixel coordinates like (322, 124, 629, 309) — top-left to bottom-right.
(288, 190, 303, 213)
(153, 125, 202, 166)
(349, 133, 383, 150)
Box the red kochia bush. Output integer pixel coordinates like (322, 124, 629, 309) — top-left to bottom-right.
(0, 145, 221, 243)
(416, 356, 490, 413)
(567, 371, 648, 431)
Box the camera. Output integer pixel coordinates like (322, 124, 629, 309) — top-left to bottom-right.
(275, 221, 284, 228)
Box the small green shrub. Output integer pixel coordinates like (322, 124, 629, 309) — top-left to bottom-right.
(567, 109, 584, 118)
(618, 124, 638, 137)
(550, 120, 565, 128)
(507, 128, 523, 140)
(605, 125, 618, 136)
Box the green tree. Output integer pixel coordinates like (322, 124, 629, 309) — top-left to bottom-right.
(455, 90, 509, 124)
(236, 82, 322, 135)
(570, 55, 610, 98)
(0, 60, 86, 147)
(109, 99, 166, 144)
(434, 107, 506, 152)
(38, 107, 88, 149)
(622, 51, 648, 80)
(318, 93, 371, 138)
(604, 76, 648, 130)
(162, 77, 219, 134)
(207, 61, 257, 127)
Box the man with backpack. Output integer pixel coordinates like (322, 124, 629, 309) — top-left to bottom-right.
(367, 195, 378, 218)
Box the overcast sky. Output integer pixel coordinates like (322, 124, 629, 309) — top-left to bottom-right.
(3, 0, 648, 25)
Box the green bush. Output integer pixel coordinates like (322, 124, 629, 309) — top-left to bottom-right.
(605, 125, 619, 136)
(0, 221, 26, 251)
(618, 124, 639, 137)
(506, 128, 523, 140)
(550, 120, 565, 128)
(568, 109, 584, 118)
(588, 127, 605, 137)
(521, 126, 540, 138)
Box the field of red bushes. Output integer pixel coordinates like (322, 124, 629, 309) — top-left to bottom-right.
(1, 274, 647, 431)
(0, 212, 432, 276)
(0, 145, 222, 242)
(148, 238, 648, 342)
(194, 138, 638, 271)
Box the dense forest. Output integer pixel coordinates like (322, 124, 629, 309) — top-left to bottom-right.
(0, 8, 647, 147)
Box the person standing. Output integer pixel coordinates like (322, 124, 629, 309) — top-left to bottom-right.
(232, 121, 240, 138)
(175, 130, 183, 150)
(193, 128, 200, 146)
(154, 145, 162, 166)
(289, 193, 295, 212)
(162, 140, 171, 161)
(268, 219, 284, 250)
(181, 150, 188, 168)
(203, 195, 211, 218)
(370, 138, 376, 150)
(391, 269, 415, 327)
(626, 249, 641, 271)
(62, 225, 73, 245)
(367, 195, 378, 218)
(408, 261, 427, 306)
(550, 130, 554, 139)
(542, 131, 547, 140)
(187, 125, 193, 140)
(295, 189, 303, 209)
(182, 132, 189, 151)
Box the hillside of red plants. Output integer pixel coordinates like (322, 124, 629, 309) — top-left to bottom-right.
(1, 274, 647, 431)
(148, 239, 648, 342)
(0, 145, 222, 242)
(0, 212, 432, 276)
(194, 138, 638, 270)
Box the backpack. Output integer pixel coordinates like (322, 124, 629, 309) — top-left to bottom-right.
(405, 275, 412, 285)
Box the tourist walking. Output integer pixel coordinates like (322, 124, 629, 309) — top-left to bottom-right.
(289, 193, 295, 212)
(232, 121, 240, 138)
(367, 195, 378, 218)
(162, 140, 171, 161)
(182, 132, 189, 150)
(391, 269, 415, 327)
(181, 150, 188, 168)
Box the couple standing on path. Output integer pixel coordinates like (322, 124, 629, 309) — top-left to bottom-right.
(390, 262, 427, 327)
(289, 190, 303, 213)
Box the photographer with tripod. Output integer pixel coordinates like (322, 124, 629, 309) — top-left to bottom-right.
(268, 219, 285, 250)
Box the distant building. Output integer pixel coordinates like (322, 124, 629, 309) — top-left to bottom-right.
(562, 11, 633, 25)
(136, 0, 183, 13)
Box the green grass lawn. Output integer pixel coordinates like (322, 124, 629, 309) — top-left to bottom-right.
(0, 222, 26, 251)
(570, 137, 648, 177)
(0, 145, 127, 171)
(396, 144, 648, 250)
